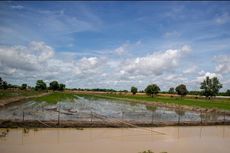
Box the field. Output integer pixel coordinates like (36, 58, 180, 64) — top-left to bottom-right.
(1, 89, 230, 111)
(0, 89, 45, 100)
(33, 92, 76, 104)
(75, 92, 230, 111)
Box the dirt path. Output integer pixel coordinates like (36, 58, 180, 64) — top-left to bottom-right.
(0, 92, 51, 107)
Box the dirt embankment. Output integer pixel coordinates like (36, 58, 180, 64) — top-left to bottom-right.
(0, 92, 50, 107)
(0, 120, 229, 128)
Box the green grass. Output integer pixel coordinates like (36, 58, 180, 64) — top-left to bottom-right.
(0, 89, 45, 100)
(76, 93, 230, 111)
(33, 92, 77, 104)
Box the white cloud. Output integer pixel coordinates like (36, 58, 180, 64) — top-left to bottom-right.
(0, 41, 54, 71)
(1, 41, 228, 90)
(0, 41, 105, 86)
(120, 45, 191, 76)
(196, 72, 222, 83)
(183, 65, 197, 74)
(10, 5, 24, 10)
(114, 44, 128, 56)
(214, 55, 230, 74)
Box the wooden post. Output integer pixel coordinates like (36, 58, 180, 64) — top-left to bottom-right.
(224, 112, 226, 124)
(91, 111, 93, 123)
(122, 111, 124, 121)
(200, 111, 202, 125)
(151, 111, 154, 125)
(23, 111, 24, 122)
(58, 109, 60, 126)
(178, 114, 180, 125)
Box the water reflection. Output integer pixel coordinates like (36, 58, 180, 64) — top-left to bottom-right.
(0, 96, 229, 123)
(1, 126, 230, 144)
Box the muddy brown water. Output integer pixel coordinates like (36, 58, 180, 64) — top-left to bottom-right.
(0, 126, 230, 153)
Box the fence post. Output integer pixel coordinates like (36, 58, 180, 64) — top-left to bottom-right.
(224, 112, 226, 124)
(151, 111, 154, 125)
(23, 111, 25, 122)
(91, 111, 93, 123)
(178, 114, 180, 125)
(58, 109, 60, 126)
(200, 111, 202, 125)
(122, 111, 124, 121)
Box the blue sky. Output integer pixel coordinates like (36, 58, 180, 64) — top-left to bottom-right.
(0, 1, 230, 91)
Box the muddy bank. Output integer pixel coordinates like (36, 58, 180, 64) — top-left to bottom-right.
(0, 126, 230, 153)
(0, 92, 50, 107)
(0, 120, 229, 128)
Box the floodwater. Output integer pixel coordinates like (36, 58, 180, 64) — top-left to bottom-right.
(0, 96, 229, 123)
(0, 126, 230, 153)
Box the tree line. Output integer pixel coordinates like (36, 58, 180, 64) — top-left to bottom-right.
(0, 77, 65, 91)
(34, 80, 65, 91)
(1, 76, 230, 97)
(131, 76, 229, 98)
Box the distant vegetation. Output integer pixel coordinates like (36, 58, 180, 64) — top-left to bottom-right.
(35, 80, 66, 91)
(0, 76, 229, 98)
(72, 88, 117, 92)
(168, 87, 175, 94)
(200, 76, 222, 98)
(131, 86, 138, 95)
(145, 84, 160, 97)
(35, 80, 47, 91)
(49, 81, 65, 91)
(0, 77, 67, 101)
(175, 84, 188, 97)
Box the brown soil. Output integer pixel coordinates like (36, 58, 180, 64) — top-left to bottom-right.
(0, 120, 229, 128)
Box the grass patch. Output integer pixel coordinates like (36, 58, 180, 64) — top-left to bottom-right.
(33, 92, 77, 104)
(0, 89, 45, 100)
(76, 93, 230, 111)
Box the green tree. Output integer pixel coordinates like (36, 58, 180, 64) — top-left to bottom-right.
(49, 81, 59, 91)
(59, 83, 65, 91)
(2, 81, 8, 89)
(200, 76, 222, 98)
(21, 84, 27, 90)
(145, 84, 160, 97)
(131, 86, 138, 95)
(175, 84, 188, 97)
(35, 80, 47, 90)
(226, 89, 230, 96)
(0, 77, 2, 88)
(168, 87, 175, 94)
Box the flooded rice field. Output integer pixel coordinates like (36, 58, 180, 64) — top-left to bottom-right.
(0, 126, 230, 153)
(0, 96, 229, 124)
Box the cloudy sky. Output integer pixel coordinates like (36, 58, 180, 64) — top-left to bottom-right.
(0, 1, 230, 91)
